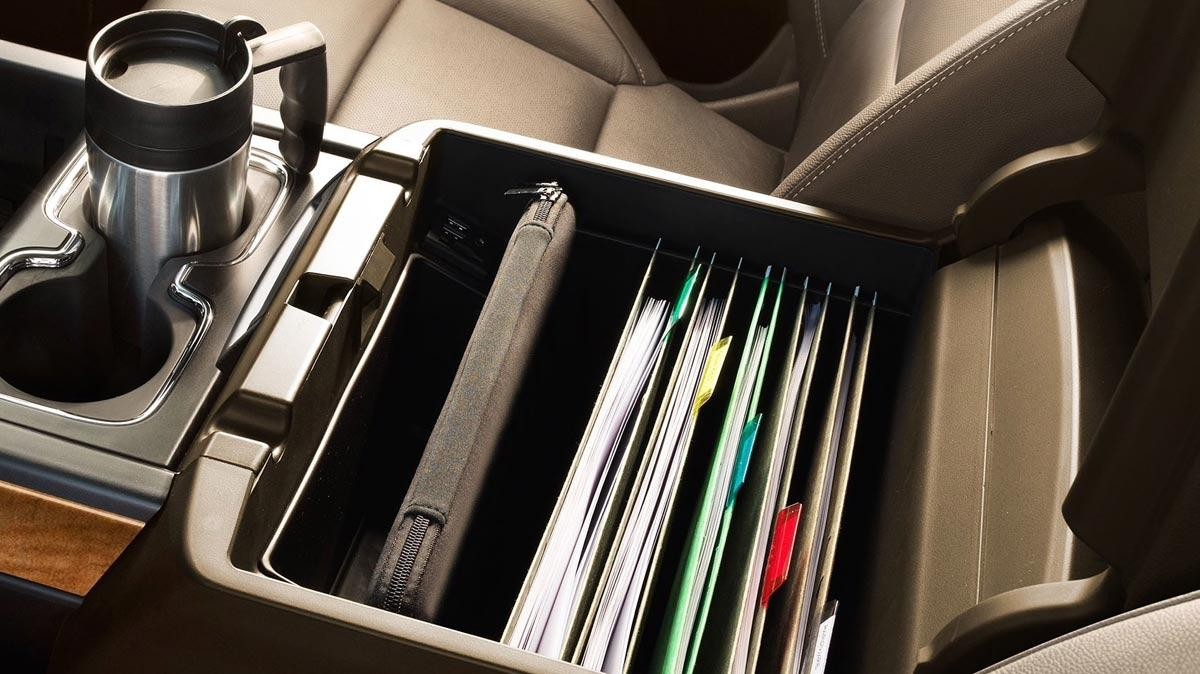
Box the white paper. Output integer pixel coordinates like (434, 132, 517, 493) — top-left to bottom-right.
(806, 603, 838, 674)
(507, 297, 671, 655)
(581, 299, 724, 672)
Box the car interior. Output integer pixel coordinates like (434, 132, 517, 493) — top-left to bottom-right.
(0, 0, 1198, 672)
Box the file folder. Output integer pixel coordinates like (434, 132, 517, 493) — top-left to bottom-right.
(578, 297, 723, 671)
(684, 271, 788, 674)
(654, 268, 778, 674)
(697, 284, 830, 674)
(503, 240, 657, 649)
(796, 294, 875, 674)
(556, 260, 703, 658)
(760, 288, 875, 674)
(620, 264, 743, 674)
(745, 290, 831, 672)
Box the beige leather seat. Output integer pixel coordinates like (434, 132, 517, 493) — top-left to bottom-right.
(148, 0, 1100, 235)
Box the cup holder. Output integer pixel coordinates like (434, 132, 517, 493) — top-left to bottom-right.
(0, 268, 172, 403)
(0, 138, 291, 450)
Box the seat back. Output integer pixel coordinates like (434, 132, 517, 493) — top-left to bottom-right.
(785, 0, 861, 91)
(775, 0, 1102, 240)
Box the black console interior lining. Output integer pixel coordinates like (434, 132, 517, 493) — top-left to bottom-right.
(423, 132, 932, 313)
(0, 42, 82, 226)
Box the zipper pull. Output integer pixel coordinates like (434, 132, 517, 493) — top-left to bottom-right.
(505, 181, 564, 221)
(504, 181, 563, 202)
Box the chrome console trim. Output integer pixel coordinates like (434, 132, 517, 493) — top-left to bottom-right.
(0, 150, 87, 288)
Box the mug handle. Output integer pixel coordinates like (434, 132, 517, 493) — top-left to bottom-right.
(223, 18, 327, 174)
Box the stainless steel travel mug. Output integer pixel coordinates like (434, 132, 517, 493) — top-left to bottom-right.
(84, 10, 326, 323)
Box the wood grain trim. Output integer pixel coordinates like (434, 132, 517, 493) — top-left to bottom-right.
(0, 480, 143, 596)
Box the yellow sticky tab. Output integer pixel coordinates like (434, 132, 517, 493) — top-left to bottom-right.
(694, 336, 732, 416)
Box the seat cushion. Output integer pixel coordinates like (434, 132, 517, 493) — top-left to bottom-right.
(436, 0, 663, 86)
(333, 0, 615, 149)
(595, 84, 784, 192)
(147, 0, 1104, 234)
(144, 0, 782, 193)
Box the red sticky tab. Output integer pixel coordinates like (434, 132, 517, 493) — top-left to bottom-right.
(761, 503, 803, 606)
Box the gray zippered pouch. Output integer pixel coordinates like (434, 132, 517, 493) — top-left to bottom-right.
(366, 185, 575, 620)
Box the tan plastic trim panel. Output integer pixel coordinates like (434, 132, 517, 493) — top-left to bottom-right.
(856, 217, 1143, 674)
(0, 480, 142, 596)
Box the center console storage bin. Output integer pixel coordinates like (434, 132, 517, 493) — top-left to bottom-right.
(53, 126, 935, 674)
(247, 130, 936, 665)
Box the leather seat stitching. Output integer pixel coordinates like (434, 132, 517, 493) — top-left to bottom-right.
(584, 0, 648, 84)
(783, 0, 1077, 200)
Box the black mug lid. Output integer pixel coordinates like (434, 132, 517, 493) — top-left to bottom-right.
(86, 10, 255, 171)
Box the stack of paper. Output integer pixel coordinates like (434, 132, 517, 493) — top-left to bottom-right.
(758, 289, 877, 674)
(579, 298, 726, 672)
(506, 249, 703, 659)
(730, 298, 824, 673)
(507, 293, 669, 653)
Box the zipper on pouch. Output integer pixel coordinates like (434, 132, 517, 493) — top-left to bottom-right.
(383, 514, 432, 612)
